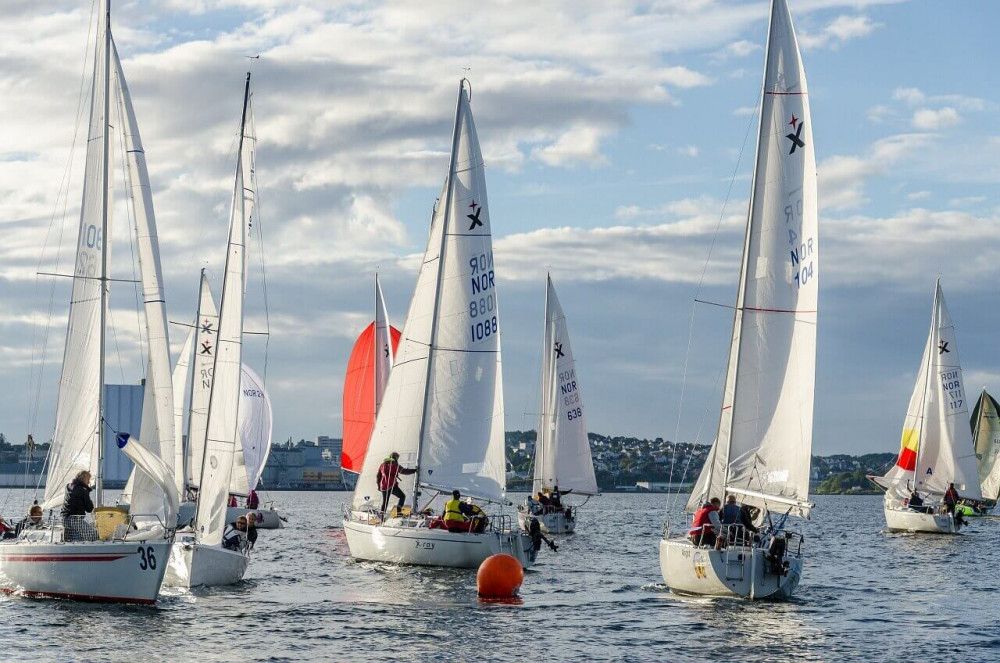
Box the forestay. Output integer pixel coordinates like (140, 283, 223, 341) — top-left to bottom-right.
(972, 390, 1000, 501)
(533, 275, 598, 496)
(229, 364, 272, 495)
(353, 82, 506, 507)
(881, 282, 982, 500)
(687, 0, 818, 518)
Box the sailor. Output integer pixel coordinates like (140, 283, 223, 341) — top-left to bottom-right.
(688, 497, 722, 548)
(377, 452, 417, 516)
(15, 505, 44, 537)
(460, 500, 488, 533)
(245, 512, 259, 550)
(246, 489, 260, 510)
(223, 515, 249, 551)
(943, 483, 959, 515)
(62, 470, 97, 541)
(551, 485, 573, 515)
(443, 490, 471, 532)
(537, 491, 552, 514)
(525, 494, 542, 515)
(907, 490, 926, 512)
(720, 495, 741, 525)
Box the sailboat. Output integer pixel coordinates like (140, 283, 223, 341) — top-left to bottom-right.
(0, 0, 176, 603)
(164, 72, 256, 587)
(659, 0, 818, 600)
(342, 81, 536, 569)
(518, 275, 599, 534)
(342, 274, 401, 488)
(173, 272, 283, 529)
(969, 390, 1000, 511)
(870, 281, 983, 534)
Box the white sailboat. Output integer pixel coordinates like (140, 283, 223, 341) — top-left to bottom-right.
(659, 0, 818, 600)
(173, 273, 282, 529)
(518, 275, 599, 534)
(165, 73, 256, 587)
(341, 274, 400, 488)
(0, 0, 176, 603)
(970, 389, 1000, 510)
(871, 281, 982, 534)
(342, 81, 535, 569)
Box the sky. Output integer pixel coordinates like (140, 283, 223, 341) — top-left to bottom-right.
(0, 0, 998, 457)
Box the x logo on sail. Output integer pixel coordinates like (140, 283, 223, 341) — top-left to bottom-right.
(467, 204, 483, 230)
(938, 340, 950, 354)
(200, 341, 213, 356)
(554, 342, 565, 358)
(786, 118, 805, 154)
(201, 320, 214, 335)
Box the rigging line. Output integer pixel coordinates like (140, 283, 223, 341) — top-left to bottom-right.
(666, 104, 759, 517)
(26, 0, 99, 440)
(36, 272, 141, 283)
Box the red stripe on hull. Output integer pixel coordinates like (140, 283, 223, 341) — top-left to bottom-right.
(0, 587, 155, 605)
(0, 555, 127, 562)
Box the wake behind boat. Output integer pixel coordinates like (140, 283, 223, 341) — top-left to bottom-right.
(869, 281, 983, 534)
(342, 80, 535, 569)
(518, 274, 599, 535)
(659, 0, 818, 600)
(0, 0, 177, 604)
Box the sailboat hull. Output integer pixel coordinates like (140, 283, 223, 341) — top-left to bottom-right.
(176, 502, 284, 529)
(884, 506, 959, 534)
(517, 509, 575, 534)
(343, 518, 536, 569)
(164, 539, 249, 587)
(0, 539, 170, 604)
(658, 537, 801, 600)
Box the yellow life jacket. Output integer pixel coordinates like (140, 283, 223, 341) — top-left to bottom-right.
(443, 498, 467, 522)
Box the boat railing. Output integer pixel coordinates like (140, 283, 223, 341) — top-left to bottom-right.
(488, 514, 514, 534)
(885, 496, 947, 515)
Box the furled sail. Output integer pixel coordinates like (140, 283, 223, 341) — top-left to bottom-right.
(354, 82, 507, 506)
(687, 0, 818, 518)
(881, 282, 982, 500)
(971, 390, 1000, 501)
(533, 275, 598, 496)
(43, 5, 112, 510)
(342, 277, 402, 475)
(229, 364, 273, 495)
(194, 74, 252, 547)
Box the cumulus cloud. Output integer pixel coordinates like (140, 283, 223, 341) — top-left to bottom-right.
(819, 133, 930, 210)
(799, 15, 880, 49)
(911, 107, 961, 130)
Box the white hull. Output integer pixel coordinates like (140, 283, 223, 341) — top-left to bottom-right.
(343, 517, 536, 569)
(0, 538, 170, 604)
(517, 510, 575, 534)
(176, 502, 284, 529)
(659, 537, 802, 600)
(884, 505, 959, 534)
(164, 539, 249, 587)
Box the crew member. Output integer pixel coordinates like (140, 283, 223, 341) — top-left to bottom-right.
(944, 483, 960, 515)
(246, 489, 260, 510)
(688, 497, 722, 548)
(15, 505, 44, 537)
(443, 490, 471, 533)
(377, 452, 417, 515)
(62, 470, 97, 541)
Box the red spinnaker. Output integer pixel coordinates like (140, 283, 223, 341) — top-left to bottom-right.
(342, 322, 401, 473)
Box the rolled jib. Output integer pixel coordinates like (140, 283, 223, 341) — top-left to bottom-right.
(476, 553, 523, 600)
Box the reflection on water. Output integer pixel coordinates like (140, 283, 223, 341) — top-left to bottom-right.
(0, 489, 998, 661)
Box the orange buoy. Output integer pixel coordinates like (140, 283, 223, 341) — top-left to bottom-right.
(477, 553, 524, 600)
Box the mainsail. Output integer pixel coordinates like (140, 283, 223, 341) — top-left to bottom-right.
(971, 390, 1000, 501)
(687, 0, 818, 518)
(880, 282, 982, 500)
(353, 81, 507, 507)
(194, 74, 252, 546)
(533, 275, 598, 496)
(341, 276, 402, 475)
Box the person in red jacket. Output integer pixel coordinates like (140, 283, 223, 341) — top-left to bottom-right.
(688, 497, 722, 548)
(378, 452, 416, 515)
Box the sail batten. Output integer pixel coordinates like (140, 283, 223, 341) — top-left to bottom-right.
(686, 0, 818, 519)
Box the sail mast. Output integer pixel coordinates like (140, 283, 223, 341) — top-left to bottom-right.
(193, 72, 251, 533)
(411, 80, 467, 510)
(96, 0, 113, 505)
(183, 269, 207, 495)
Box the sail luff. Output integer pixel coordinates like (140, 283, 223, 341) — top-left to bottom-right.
(194, 73, 250, 546)
(187, 272, 217, 489)
(172, 324, 195, 495)
(43, 2, 111, 510)
(533, 275, 552, 494)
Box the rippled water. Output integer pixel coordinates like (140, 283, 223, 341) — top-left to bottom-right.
(0, 489, 997, 661)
